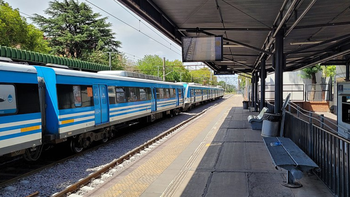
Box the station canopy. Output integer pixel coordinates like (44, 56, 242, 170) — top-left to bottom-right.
(117, 0, 350, 75)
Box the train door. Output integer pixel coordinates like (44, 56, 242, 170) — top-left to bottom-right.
(93, 84, 109, 125)
(151, 88, 157, 112)
(176, 89, 179, 106)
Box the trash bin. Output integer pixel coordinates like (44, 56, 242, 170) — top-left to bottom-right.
(261, 113, 281, 137)
(243, 101, 248, 109)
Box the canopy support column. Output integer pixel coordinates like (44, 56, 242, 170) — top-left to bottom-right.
(274, 29, 285, 113)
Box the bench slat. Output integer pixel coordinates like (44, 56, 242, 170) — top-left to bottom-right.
(277, 137, 318, 168)
(263, 137, 295, 167)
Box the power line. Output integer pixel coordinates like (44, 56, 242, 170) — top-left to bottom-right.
(112, 0, 174, 46)
(85, 0, 181, 56)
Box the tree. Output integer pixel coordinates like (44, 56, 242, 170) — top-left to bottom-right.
(32, 0, 121, 59)
(136, 55, 191, 82)
(301, 64, 322, 100)
(0, 1, 50, 53)
(189, 67, 217, 85)
(238, 75, 248, 91)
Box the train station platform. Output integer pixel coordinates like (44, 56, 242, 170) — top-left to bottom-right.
(86, 95, 333, 197)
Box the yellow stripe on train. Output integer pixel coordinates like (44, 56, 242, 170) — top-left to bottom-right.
(61, 119, 75, 125)
(21, 125, 41, 132)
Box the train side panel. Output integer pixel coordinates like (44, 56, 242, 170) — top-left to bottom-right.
(0, 63, 42, 156)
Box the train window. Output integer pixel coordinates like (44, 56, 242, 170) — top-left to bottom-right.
(0, 84, 17, 115)
(116, 87, 126, 103)
(140, 88, 146, 101)
(57, 85, 93, 109)
(81, 86, 93, 107)
(128, 87, 139, 102)
(16, 84, 41, 114)
(169, 88, 175, 98)
(178, 89, 182, 98)
(156, 88, 164, 99)
(73, 86, 82, 107)
(139, 88, 151, 101)
(108, 86, 116, 104)
(146, 88, 151, 100)
(191, 89, 194, 97)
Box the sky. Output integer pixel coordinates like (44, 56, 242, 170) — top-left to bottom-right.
(7, 0, 237, 86)
(8, 0, 182, 62)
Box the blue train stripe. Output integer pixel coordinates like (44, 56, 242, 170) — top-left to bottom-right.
(59, 116, 95, 128)
(110, 103, 151, 112)
(0, 113, 41, 125)
(59, 110, 94, 119)
(110, 110, 151, 121)
(110, 108, 151, 118)
(59, 113, 95, 122)
(59, 121, 95, 134)
(0, 129, 41, 141)
(110, 106, 151, 115)
(0, 122, 42, 134)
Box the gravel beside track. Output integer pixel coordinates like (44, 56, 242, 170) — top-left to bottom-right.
(0, 99, 224, 197)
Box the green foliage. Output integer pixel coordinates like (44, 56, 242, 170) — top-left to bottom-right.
(136, 55, 192, 82)
(300, 64, 322, 79)
(189, 67, 217, 85)
(0, 1, 50, 53)
(32, 0, 121, 59)
(24, 24, 51, 53)
(238, 75, 248, 90)
(321, 65, 336, 78)
(218, 81, 236, 92)
(301, 64, 322, 84)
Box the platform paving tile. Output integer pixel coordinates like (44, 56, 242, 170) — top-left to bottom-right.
(180, 171, 211, 197)
(206, 172, 248, 197)
(247, 172, 293, 196)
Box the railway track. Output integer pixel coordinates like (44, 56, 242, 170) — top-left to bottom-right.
(52, 105, 213, 197)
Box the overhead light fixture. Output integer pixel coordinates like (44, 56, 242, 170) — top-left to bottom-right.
(221, 61, 234, 63)
(223, 44, 244, 48)
(289, 41, 323, 45)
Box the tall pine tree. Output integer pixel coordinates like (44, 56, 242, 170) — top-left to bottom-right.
(32, 0, 121, 59)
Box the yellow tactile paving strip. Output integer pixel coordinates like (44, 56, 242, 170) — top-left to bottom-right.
(100, 97, 231, 197)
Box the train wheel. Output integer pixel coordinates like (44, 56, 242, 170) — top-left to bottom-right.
(102, 133, 108, 143)
(23, 145, 43, 161)
(70, 138, 84, 153)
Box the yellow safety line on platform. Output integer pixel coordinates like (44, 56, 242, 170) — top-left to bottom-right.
(100, 97, 231, 197)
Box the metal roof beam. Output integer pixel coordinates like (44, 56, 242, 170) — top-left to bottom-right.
(286, 43, 350, 71)
(286, 34, 350, 55)
(293, 21, 350, 30)
(181, 27, 272, 32)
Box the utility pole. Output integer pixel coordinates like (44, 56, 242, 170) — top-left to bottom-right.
(106, 52, 118, 70)
(163, 57, 166, 81)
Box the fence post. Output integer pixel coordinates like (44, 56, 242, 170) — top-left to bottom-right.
(297, 105, 300, 117)
(320, 114, 324, 129)
(308, 111, 313, 155)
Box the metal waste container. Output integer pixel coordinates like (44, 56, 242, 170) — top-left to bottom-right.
(261, 113, 281, 137)
(243, 101, 248, 109)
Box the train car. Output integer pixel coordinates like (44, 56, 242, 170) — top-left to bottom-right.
(37, 67, 185, 153)
(183, 83, 224, 110)
(0, 62, 44, 161)
(0, 62, 186, 159)
(0, 61, 222, 161)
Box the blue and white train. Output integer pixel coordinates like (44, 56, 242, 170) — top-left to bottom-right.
(0, 62, 223, 161)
